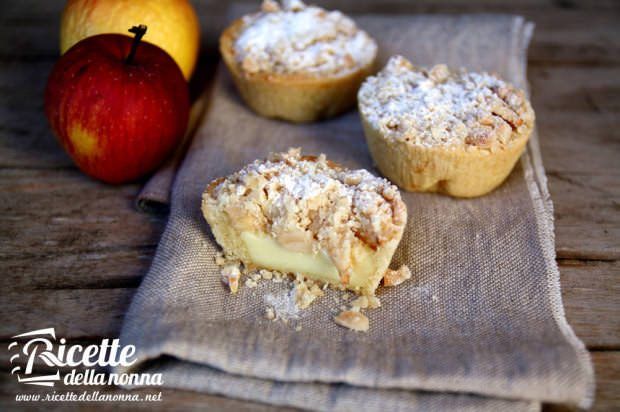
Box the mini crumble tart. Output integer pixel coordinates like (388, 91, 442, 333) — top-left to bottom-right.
(358, 55, 536, 198)
(220, 0, 378, 122)
(201, 148, 407, 296)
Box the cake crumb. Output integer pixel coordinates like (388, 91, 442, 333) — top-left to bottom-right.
(261, 0, 280, 12)
(265, 307, 276, 320)
(221, 264, 241, 294)
(294, 324, 303, 332)
(245, 278, 258, 288)
(334, 310, 369, 332)
(260, 269, 273, 280)
(295, 282, 321, 309)
(383, 265, 412, 287)
(368, 296, 381, 309)
(273, 271, 284, 283)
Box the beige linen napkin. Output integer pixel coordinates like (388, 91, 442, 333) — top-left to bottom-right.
(120, 13, 594, 411)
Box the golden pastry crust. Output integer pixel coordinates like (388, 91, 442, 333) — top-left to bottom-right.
(219, 3, 377, 123)
(358, 56, 535, 198)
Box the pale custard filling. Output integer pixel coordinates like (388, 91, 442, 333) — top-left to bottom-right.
(241, 231, 383, 292)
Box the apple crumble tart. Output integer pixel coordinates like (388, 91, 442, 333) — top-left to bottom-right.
(358, 55, 536, 197)
(220, 0, 377, 122)
(201, 148, 407, 296)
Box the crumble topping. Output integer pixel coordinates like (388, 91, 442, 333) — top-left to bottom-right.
(206, 148, 406, 281)
(358, 55, 535, 150)
(234, 0, 377, 76)
(383, 264, 412, 287)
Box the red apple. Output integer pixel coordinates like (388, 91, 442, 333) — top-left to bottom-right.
(45, 25, 190, 184)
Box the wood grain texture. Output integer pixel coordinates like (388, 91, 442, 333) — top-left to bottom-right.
(0, 0, 618, 410)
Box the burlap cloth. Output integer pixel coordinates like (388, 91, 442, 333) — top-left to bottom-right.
(119, 12, 594, 411)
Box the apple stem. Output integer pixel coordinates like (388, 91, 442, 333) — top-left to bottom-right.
(126, 25, 148, 65)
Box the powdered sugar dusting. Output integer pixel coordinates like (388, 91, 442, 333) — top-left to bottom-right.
(265, 288, 300, 321)
(234, 0, 377, 76)
(358, 55, 534, 149)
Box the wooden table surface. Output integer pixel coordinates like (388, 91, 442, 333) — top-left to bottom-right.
(1, 0, 618, 410)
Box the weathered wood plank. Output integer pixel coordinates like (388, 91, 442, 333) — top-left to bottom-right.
(0, 169, 167, 260)
(545, 351, 620, 412)
(0, 288, 135, 340)
(537, 114, 619, 176)
(530, 66, 620, 112)
(3, 249, 154, 291)
(546, 171, 620, 260)
(559, 260, 620, 349)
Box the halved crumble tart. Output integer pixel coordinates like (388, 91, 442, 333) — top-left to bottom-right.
(358, 55, 535, 198)
(201, 148, 407, 296)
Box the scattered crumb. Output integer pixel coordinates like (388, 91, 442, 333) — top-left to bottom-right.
(383, 265, 412, 287)
(334, 310, 369, 332)
(214, 251, 391, 333)
(261, 0, 280, 12)
(368, 296, 381, 309)
(295, 281, 324, 309)
(221, 264, 241, 294)
(265, 307, 276, 320)
(309, 284, 324, 297)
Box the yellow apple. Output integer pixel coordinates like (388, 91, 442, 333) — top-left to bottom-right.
(60, 0, 200, 79)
